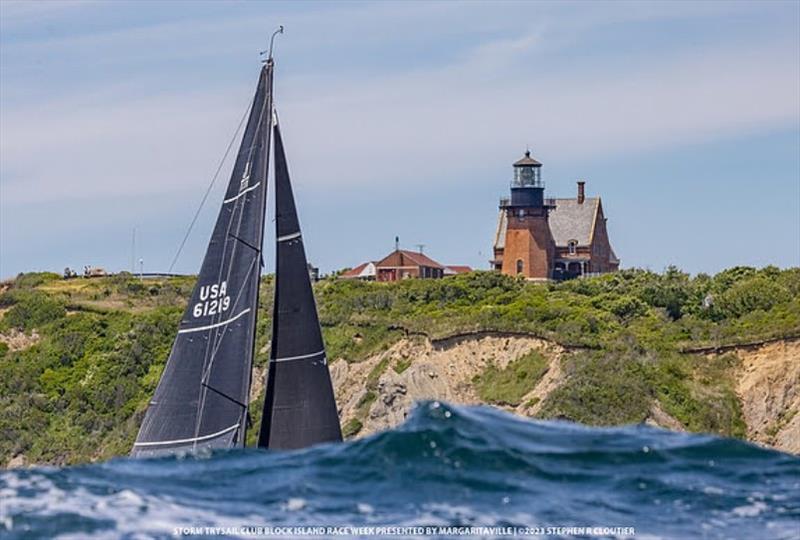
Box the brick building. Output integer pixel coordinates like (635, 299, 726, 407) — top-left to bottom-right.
(492, 151, 619, 280)
(374, 249, 445, 281)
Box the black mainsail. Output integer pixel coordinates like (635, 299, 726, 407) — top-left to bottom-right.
(132, 62, 274, 457)
(257, 122, 342, 449)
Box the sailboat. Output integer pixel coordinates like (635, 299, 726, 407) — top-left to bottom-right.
(131, 33, 342, 457)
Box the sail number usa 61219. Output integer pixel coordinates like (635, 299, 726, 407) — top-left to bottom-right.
(193, 281, 231, 318)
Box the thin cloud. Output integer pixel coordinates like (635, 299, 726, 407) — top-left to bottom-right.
(1, 1, 798, 277)
(2, 30, 797, 206)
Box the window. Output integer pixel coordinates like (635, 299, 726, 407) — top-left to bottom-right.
(568, 240, 577, 255)
(516, 259, 524, 275)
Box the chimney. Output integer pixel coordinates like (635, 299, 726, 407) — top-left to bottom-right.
(395, 236, 400, 251)
(577, 181, 585, 204)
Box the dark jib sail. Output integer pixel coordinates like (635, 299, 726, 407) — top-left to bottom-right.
(257, 122, 342, 449)
(132, 63, 273, 457)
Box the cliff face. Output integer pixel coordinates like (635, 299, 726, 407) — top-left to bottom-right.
(329, 334, 799, 455)
(734, 339, 800, 453)
(331, 334, 567, 437)
(2, 329, 798, 466)
(3, 268, 799, 466)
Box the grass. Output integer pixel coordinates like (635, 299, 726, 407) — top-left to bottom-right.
(393, 357, 412, 374)
(474, 350, 549, 406)
(766, 409, 797, 439)
(366, 357, 391, 387)
(342, 418, 363, 438)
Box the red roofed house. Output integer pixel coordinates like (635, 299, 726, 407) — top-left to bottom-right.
(376, 249, 446, 281)
(444, 265, 472, 276)
(341, 245, 472, 282)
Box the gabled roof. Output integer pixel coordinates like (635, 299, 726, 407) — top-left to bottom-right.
(494, 197, 600, 249)
(548, 197, 599, 246)
(377, 249, 445, 269)
(340, 261, 376, 278)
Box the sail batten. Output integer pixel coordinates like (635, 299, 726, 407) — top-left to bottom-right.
(257, 122, 343, 450)
(131, 63, 274, 458)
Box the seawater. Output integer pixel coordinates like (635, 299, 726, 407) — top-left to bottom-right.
(1, 402, 798, 539)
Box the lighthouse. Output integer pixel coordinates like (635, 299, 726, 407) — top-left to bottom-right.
(498, 151, 556, 279)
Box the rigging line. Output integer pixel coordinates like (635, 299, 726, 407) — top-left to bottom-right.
(243, 68, 274, 444)
(167, 92, 255, 273)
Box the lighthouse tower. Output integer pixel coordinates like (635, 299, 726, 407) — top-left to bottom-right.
(499, 151, 555, 279)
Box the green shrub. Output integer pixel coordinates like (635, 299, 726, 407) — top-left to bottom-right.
(356, 390, 376, 417)
(475, 350, 549, 406)
(713, 277, 788, 319)
(342, 418, 363, 438)
(1, 291, 66, 331)
(0, 265, 796, 465)
(394, 357, 412, 374)
(653, 353, 746, 437)
(366, 357, 390, 387)
(539, 350, 652, 425)
(13, 272, 61, 289)
(609, 295, 648, 321)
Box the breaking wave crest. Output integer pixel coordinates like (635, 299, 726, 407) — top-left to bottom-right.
(2, 401, 799, 539)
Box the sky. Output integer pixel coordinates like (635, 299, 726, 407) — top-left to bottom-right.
(1, 0, 799, 279)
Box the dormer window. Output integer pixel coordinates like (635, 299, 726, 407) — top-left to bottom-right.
(568, 240, 577, 255)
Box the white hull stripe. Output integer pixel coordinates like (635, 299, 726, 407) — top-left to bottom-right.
(224, 182, 261, 204)
(178, 308, 251, 334)
(277, 231, 302, 243)
(272, 349, 326, 363)
(133, 423, 240, 447)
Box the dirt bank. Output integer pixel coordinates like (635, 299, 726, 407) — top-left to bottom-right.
(331, 334, 567, 438)
(732, 338, 800, 454)
(329, 334, 799, 454)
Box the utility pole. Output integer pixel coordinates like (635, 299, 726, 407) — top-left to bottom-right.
(131, 228, 136, 274)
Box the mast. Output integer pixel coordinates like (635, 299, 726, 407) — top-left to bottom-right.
(131, 60, 274, 458)
(242, 25, 283, 446)
(257, 120, 343, 449)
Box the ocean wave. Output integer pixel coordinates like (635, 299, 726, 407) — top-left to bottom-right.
(2, 401, 799, 539)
